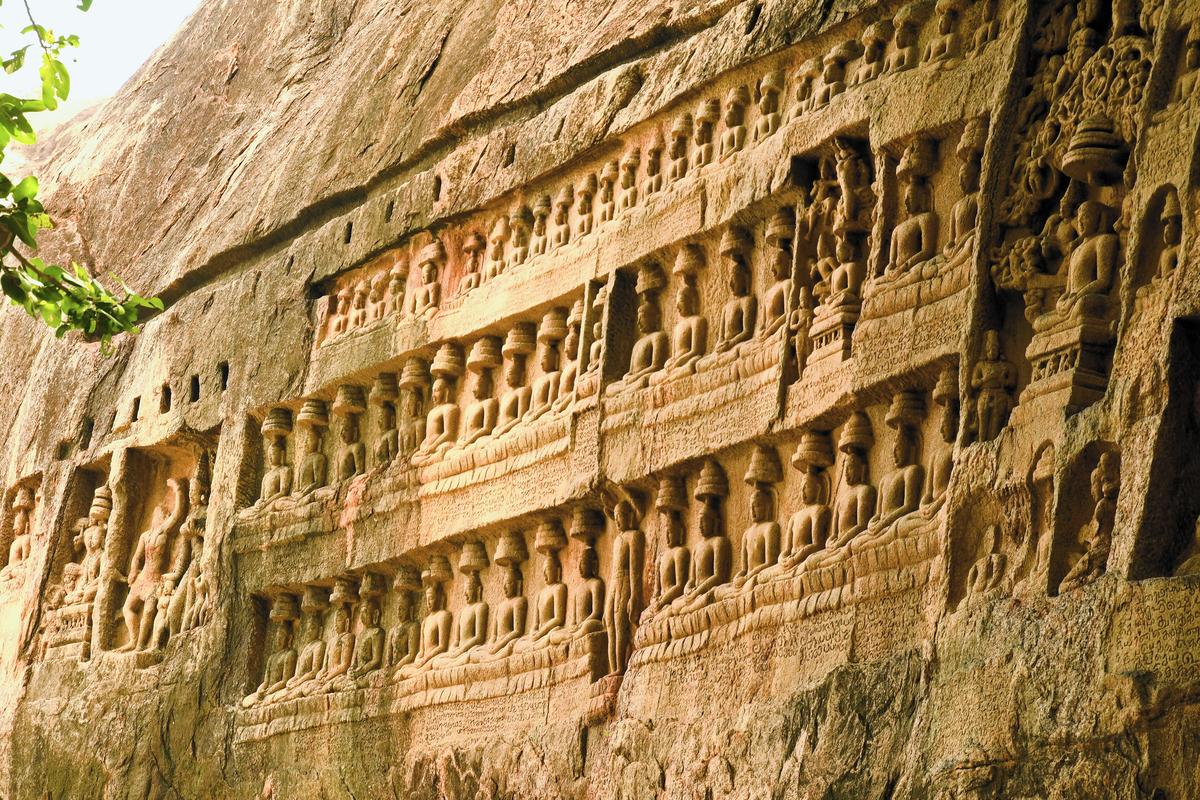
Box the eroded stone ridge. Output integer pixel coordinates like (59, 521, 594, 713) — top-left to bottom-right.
(3, 0, 1200, 797)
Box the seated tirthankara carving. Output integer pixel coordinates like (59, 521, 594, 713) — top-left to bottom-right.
(607, 264, 668, 394)
(528, 308, 568, 421)
(482, 532, 527, 660)
(369, 373, 399, 467)
(242, 595, 298, 708)
(398, 556, 453, 678)
(659, 246, 706, 381)
(719, 85, 750, 161)
(458, 336, 501, 449)
(429, 542, 489, 669)
(332, 384, 367, 482)
(518, 521, 567, 649)
(412, 344, 464, 466)
(385, 568, 420, 675)
(408, 240, 444, 319)
(295, 400, 330, 495)
(769, 432, 833, 576)
(61, 485, 111, 608)
(644, 476, 689, 620)
(704, 227, 756, 365)
(804, 413, 877, 568)
(494, 323, 536, 438)
(256, 408, 293, 507)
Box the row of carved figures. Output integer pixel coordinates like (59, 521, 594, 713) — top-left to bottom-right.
(316, 0, 1008, 345)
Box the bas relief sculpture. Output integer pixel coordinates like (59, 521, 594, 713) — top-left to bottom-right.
(11, 1, 1200, 797)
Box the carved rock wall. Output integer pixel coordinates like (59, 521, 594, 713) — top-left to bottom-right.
(3, 0, 1200, 797)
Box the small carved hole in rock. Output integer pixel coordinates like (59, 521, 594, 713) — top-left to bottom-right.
(55, 439, 71, 460)
(79, 416, 94, 450)
(745, 2, 763, 34)
(502, 144, 516, 167)
(130, 396, 141, 422)
(218, 361, 230, 391)
(190, 374, 201, 402)
(385, 199, 395, 222)
(159, 384, 172, 413)
(432, 174, 443, 201)
(343, 221, 353, 245)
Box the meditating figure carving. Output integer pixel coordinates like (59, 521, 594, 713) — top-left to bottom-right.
(857, 392, 927, 550)
(460, 231, 485, 293)
(367, 273, 388, 322)
(257, 409, 293, 507)
(1034, 200, 1119, 330)
(1176, 24, 1200, 103)
(348, 281, 368, 329)
(386, 258, 407, 316)
(331, 287, 352, 338)
(886, 5, 921, 74)
(575, 174, 597, 237)
(343, 598, 384, 687)
(310, 602, 355, 693)
(385, 568, 420, 674)
(397, 557, 453, 679)
(1058, 452, 1120, 593)
(530, 194, 552, 258)
(479, 533, 528, 660)
(661, 275, 707, 381)
(968, 331, 1015, 443)
(332, 384, 367, 482)
(708, 228, 757, 361)
(607, 265, 668, 393)
(275, 590, 328, 701)
(430, 543, 490, 668)
(495, 323, 536, 438)
(668, 114, 691, 183)
(369, 374, 399, 467)
(853, 20, 892, 85)
(806, 413, 877, 567)
(412, 344, 464, 465)
(924, 0, 964, 67)
(886, 178, 938, 279)
(398, 359, 428, 458)
(598, 160, 618, 224)
(116, 478, 188, 652)
(241, 598, 297, 707)
(618, 150, 640, 212)
(722, 452, 781, 592)
(644, 135, 665, 196)
(1157, 190, 1182, 281)
(692, 98, 719, 169)
(457, 337, 501, 448)
(719, 85, 750, 161)
(790, 57, 821, 119)
(761, 208, 794, 339)
(644, 477, 690, 619)
(482, 218, 507, 284)
(816, 41, 859, 106)
(507, 206, 532, 269)
(298, 400, 333, 494)
(946, 121, 986, 257)
(966, 525, 1008, 601)
(552, 299, 585, 413)
(773, 433, 833, 575)
(528, 308, 568, 422)
(553, 184, 574, 248)
(409, 240, 444, 318)
(516, 523, 568, 650)
(754, 71, 784, 141)
(683, 461, 735, 607)
(605, 494, 644, 675)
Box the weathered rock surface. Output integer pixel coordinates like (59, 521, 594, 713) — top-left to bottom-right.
(2, 0, 1200, 798)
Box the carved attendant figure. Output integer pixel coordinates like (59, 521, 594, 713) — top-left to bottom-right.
(969, 331, 1015, 443)
(5, 485, 35, 569)
(1058, 452, 1120, 593)
(605, 495, 645, 675)
(64, 486, 111, 605)
(116, 478, 188, 652)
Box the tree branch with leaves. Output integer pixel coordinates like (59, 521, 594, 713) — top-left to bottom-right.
(0, 0, 160, 353)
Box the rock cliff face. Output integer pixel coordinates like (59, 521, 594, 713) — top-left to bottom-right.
(2, 0, 1200, 797)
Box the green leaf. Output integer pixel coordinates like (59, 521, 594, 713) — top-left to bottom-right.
(12, 175, 36, 202)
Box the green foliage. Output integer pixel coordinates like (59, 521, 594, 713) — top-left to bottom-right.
(0, 1, 159, 352)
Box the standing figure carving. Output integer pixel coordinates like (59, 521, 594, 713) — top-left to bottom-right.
(116, 477, 189, 652)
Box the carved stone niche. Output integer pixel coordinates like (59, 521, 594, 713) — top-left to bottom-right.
(1126, 320, 1200, 580)
(1047, 442, 1120, 597)
(100, 436, 215, 663)
(946, 488, 1011, 612)
(39, 465, 109, 661)
(0, 474, 41, 584)
(1129, 184, 1182, 318)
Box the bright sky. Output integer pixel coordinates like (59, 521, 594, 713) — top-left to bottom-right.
(0, 0, 204, 133)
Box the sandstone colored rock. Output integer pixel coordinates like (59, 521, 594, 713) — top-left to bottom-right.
(1, 0, 1200, 797)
